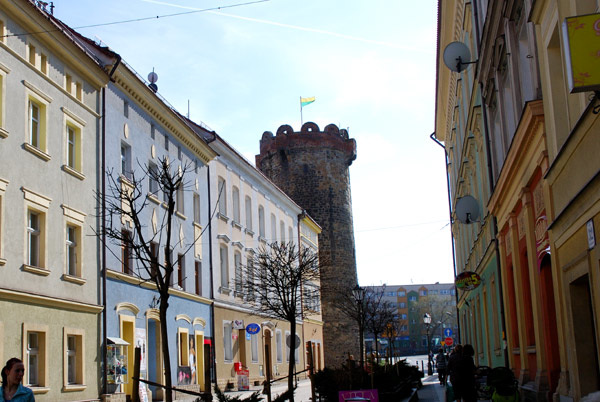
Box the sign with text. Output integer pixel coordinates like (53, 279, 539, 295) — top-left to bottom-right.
(246, 323, 260, 334)
(562, 13, 600, 92)
(455, 271, 481, 291)
(237, 370, 250, 391)
(339, 389, 379, 402)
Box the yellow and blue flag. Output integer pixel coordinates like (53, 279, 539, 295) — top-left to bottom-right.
(300, 96, 315, 107)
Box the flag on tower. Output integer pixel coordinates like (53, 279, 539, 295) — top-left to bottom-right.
(300, 96, 316, 107)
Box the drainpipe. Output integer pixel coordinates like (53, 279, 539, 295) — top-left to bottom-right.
(430, 133, 461, 344)
(102, 54, 121, 396)
(206, 164, 217, 386)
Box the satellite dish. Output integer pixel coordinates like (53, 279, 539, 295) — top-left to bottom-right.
(443, 41, 472, 73)
(455, 195, 480, 224)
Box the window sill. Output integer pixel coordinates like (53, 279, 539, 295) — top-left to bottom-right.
(258, 236, 267, 244)
(244, 228, 255, 236)
(0, 127, 8, 138)
(62, 274, 86, 285)
(62, 165, 85, 180)
(175, 211, 187, 220)
(119, 174, 134, 187)
(232, 221, 242, 230)
(63, 384, 86, 392)
(219, 286, 232, 295)
(217, 213, 229, 223)
(23, 264, 50, 276)
(193, 222, 202, 229)
(31, 387, 50, 394)
(23, 143, 51, 161)
(147, 193, 161, 204)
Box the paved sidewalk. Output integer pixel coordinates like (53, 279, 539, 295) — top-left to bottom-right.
(417, 375, 446, 402)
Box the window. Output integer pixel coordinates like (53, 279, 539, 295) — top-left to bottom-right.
(419, 290, 427, 296)
(177, 146, 182, 161)
(176, 183, 184, 215)
(150, 124, 156, 140)
(178, 329, 189, 366)
(123, 100, 129, 118)
(27, 210, 42, 267)
(40, 53, 47, 75)
(409, 296, 417, 301)
(220, 245, 229, 289)
(218, 177, 227, 216)
(0, 69, 6, 133)
(232, 186, 240, 223)
(75, 82, 82, 101)
(399, 302, 406, 308)
(164, 133, 169, 150)
(65, 123, 82, 173)
(28, 43, 36, 65)
(121, 229, 133, 274)
(63, 328, 84, 387)
(28, 99, 45, 151)
(285, 332, 290, 362)
(251, 333, 259, 363)
(223, 322, 233, 362)
(65, 224, 80, 276)
(246, 257, 255, 300)
(65, 74, 72, 93)
(258, 205, 265, 238)
(0, 180, 6, 263)
(271, 214, 277, 241)
(150, 242, 159, 278)
(280, 221, 285, 243)
(398, 291, 406, 297)
(234, 252, 242, 293)
(120, 143, 132, 180)
(148, 162, 159, 196)
(23, 323, 48, 388)
(195, 260, 201, 296)
(245, 196, 252, 231)
(288, 227, 293, 244)
(276, 330, 283, 363)
(401, 314, 407, 320)
(193, 193, 201, 224)
(176, 254, 184, 290)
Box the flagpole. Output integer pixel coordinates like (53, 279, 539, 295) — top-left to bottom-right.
(300, 96, 303, 126)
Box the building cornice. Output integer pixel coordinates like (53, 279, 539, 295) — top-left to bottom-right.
(0, 288, 103, 313)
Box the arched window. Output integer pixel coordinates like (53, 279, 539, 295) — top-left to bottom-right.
(245, 196, 252, 230)
(232, 186, 240, 223)
(217, 177, 227, 216)
(258, 206, 265, 238)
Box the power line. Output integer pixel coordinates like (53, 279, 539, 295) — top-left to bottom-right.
(2, 0, 270, 39)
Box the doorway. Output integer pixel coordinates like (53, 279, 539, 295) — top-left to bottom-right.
(570, 274, 600, 397)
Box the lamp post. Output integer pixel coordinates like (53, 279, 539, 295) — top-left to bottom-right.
(352, 285, 366, 369)
(423, 313, 433, 375)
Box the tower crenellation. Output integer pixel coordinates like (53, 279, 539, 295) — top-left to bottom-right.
(256, 122, 359, 367)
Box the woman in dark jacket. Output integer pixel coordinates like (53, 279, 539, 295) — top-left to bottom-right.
(456, 344, 477, 402)
(1, 358, 35, 402)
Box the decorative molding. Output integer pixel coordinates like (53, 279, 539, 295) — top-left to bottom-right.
(61, 204, 86, 223)
(61, 274, 86, 285)
(61, 107, 86, 126)
(116, 302, 140, 316)
(22, 80, 53, 103)
(22, 264, 50, 276)
(175, 314, 192, 323)
(0, 288, 102, 313)
(193, 317, 206, 327)
(62, 165, 85, 180)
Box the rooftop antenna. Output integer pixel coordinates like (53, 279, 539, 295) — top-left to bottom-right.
(148, 68, 158, 93)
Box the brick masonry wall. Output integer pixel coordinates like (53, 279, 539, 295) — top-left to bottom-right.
(256, 123, 359, 367)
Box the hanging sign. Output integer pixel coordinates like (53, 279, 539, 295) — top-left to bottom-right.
(246, 323, 260, 334)
(455, 271, 481, 291)
(562, 13, 600, 92)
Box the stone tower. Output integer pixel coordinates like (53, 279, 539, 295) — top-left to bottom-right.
(256, 122, 358, 367)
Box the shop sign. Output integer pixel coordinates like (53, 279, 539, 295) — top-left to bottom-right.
(233, 319, 245, 329)
(455, 271, 481, 291)
(246, 323, 260, 334)
(562, 13, 600, 92)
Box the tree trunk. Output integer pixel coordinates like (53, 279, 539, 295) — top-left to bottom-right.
(288, 318, 296, 402)
(160, 294, 172, 402)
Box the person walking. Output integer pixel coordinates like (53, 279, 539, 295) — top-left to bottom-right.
(447, 344, 463, 401)
(435, 348, 448, 385)
(456, 344, 477, 402)
(1, 358, 34, 402)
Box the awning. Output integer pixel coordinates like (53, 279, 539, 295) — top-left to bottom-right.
(107, 337, 129, 345)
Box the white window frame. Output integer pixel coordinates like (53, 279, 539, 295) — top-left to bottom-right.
(251, 333, 259, 363)
(220, 244, 229, 289)
(148, 162, 159, 196)
(271, 214, 277, 242)
(223, 321, 233, 362)
(22, 188, 50, 273)
(121, 142, 132, 180)
(232, 186, 240, 223)
(22, 323, 48, 390)
(234, 251, 242, 294)
(245, 196, 252, 231)
(218, 177, 227, 216)
(63, 327, 85, 390)
(193, 193, 201, 224)
(258, 205, 265, 238)
(276, 330, 283, 363)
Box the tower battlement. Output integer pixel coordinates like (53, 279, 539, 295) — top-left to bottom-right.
(256, 121, 359, 368)
(256, 123, 357, 168)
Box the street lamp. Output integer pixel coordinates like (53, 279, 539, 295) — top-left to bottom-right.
(352, 285, 366, 369)
(423, 313, 433, 375)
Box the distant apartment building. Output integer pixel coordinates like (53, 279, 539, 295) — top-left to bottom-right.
(367, 283, 457, 356)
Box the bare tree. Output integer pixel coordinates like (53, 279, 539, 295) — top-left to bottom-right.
(410, 295, 456, 352)
(100, 157, 205, 402)
(363, 288, 396, 364)
(236, 241, 321, 402)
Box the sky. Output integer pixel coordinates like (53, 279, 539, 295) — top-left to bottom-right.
(53, 0, 454, 286)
